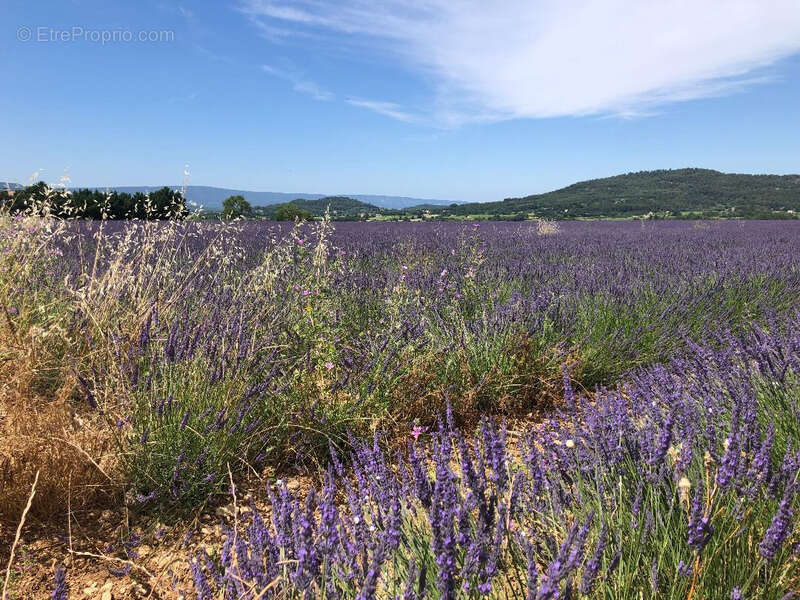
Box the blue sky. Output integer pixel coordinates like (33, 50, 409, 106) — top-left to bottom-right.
(2, 0, 800, 202)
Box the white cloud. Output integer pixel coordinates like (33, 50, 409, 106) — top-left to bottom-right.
(241, 0, 800, 122)
(261, 64, 334, 101)
(346, 98, 419, 122)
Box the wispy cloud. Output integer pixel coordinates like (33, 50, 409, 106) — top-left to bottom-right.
(346, 98, 419, 123)
(261, 64, 334, 101)
(293, 80, 334, 101)
(177, 6, 194, 20)
(168, 91, 198, 103)
(240, 0, 800, 123)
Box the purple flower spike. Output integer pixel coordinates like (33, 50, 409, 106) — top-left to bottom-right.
(687, 479, 714, 552)
(759, 485, 796, 560)
(51, 566, 68, 600)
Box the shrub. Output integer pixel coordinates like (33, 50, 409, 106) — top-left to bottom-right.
(275, 203, 313, 221)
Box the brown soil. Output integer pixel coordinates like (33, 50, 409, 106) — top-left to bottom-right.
(0, 379, 555, 599)
(0, 467, 320, 599)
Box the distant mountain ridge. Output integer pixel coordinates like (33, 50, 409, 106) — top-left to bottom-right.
(74, 186, 458, 211)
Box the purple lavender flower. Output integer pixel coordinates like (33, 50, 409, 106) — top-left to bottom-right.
(650, 558, 659, 592)
(427, 435, 459, 599)
(717, 434, 741, 489)
(562, 365, 575, 412)
(523, 538, 539, 600)
(606, 549, 621, 577)
(190, 558, 212, 600)
(108, 564, 132, 578)
(51, 566, 68, 600)
(537, 516, 590, 598)
(745, 424, 775, 497)
(580, 524, 607, 594)
(566, 512, 594, 571)
(292, 491, 321, 590)
(648, 410, 676, 471)
(687, 479, 714, 552)
(759, 485, 796, 560)
(677, 560, 693, 578)
(356, 539, 387, 600)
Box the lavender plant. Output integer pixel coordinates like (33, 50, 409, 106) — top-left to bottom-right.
(3, 211, 799, 518)
(50, 566, 68, 600)
(189, 316, 800, 598)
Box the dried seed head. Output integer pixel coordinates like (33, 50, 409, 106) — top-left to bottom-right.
(667, 444, 680, 463)
(678, 476, 691, 504)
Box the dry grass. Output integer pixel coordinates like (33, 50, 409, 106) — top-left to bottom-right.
(536, 218, 560, 235)
(0, 282, 116, 524)
(2, 469, 37, 600)
(0, 391, 117, 524)
(0, 210, 220, 525)
(391, 337, 569, 427)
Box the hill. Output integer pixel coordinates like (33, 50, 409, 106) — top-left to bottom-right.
(433, 169, 800, 219)
(255, 196, 382, 220)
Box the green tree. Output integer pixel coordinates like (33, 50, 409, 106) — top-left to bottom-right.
(274, 203, 312, 221)
(222, 195, 253, 220)
(148, 186, 188, 219)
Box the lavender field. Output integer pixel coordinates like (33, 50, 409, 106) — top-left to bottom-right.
(2, 215, 799, 598)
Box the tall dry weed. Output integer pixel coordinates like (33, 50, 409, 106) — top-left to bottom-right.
(536, 219, 560, 235)
(0, 189, 222, 521)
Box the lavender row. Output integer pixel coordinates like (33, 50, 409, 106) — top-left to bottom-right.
(7, 217, 799, 510)
(66, 220, 800, 507)
(186, 314, 800, 599)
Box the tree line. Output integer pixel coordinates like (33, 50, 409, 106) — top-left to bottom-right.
(1, 185, 314, 221)
(1, 182, 188, 220)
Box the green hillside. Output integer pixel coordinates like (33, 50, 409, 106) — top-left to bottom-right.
(255, 196, 382, 220)
(433, 168, 800, 219)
